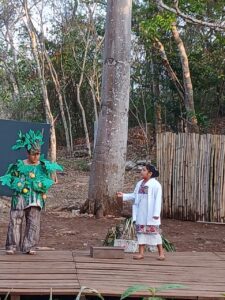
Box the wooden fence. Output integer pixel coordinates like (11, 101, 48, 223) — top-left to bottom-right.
(157, 132, 225, 222)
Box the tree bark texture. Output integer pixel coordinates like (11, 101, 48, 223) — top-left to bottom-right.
(172, 23, 199, 133)
(87, 0, 132, 217)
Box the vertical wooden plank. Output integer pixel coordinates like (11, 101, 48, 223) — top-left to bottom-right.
(172, 133, 177, 219)
(165, 132, 168, 218)
(204, 134, 211, 221)
(178, 132, 181, 219)
(221, 135, 225, 222)
(170, 132, 175, 218)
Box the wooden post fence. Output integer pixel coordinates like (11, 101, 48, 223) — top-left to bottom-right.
(157, 132, 225, 222)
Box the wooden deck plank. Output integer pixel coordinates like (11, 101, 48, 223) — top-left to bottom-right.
(0, 269, 76, 274)
(74, 251, 225, 299)
(0, 251, 225, 299)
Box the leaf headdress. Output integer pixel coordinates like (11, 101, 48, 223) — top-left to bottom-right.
(12, 130, 44, 152)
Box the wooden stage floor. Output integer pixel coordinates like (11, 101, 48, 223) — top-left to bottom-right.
(0, 250, 225, 299)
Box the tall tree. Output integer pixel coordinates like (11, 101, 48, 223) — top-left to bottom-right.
(86, 0, 132, 218)
(22, 0, 57, 161)
(171, 22, 198, 132)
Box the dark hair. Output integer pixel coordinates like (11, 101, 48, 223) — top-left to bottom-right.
(144, 163, 159, 178)
(27, 149, 41, 155)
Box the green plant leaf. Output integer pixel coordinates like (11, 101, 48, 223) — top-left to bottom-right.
(120, 285, 151, 299)
(156, 284, 186, 292)
(49, 288, 53, 300)
(75, 286, 104, 300)
(162, 235, 176, 252)
(3, 288, 13, 300)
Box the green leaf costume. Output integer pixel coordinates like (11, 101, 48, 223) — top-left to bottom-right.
(0, 130, 63, 209)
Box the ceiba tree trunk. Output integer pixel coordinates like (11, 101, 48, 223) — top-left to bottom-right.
(87, 0, 132, 218)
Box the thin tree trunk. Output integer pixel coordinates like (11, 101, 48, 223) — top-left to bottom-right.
(150, 51, 162, 133)
(88, 77, 99, 122)
(75, 82, 92, 158)
(5, 27, 21, 103)
(44, 50, 71, 155)
(5, 68, 20, 102)
(86, 35, 104, 122)
(72, 26, 92, 158)
(171, 23, 199, 133)
(64, 97, 74, 154)
(154, 99, 162, 133)
(60, 50, 74, 154)
(23, 0, 56, 161)
(154, 38, 185, 103)
(86, 0, 132, 218)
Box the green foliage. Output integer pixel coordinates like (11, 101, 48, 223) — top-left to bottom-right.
(130, 0, 225, 132)
(162, 235, 176, 252)
(104, 218, 175, 252)
(0, 0, 224, 143)
(196, 113, 210, 129)
(121, 285, 152, 299)
(120, 283, 185, 300)
(103, 218, 136, 246)
(140, 12, 176, 40)
(75, 286, 104, 300)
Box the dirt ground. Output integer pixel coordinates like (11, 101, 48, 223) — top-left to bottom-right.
(1, 157, 225, 253)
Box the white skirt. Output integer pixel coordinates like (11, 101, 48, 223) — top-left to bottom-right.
(137, 233, 162, 245)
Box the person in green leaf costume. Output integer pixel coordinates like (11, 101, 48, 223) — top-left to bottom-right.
(0, 130, 63, 255)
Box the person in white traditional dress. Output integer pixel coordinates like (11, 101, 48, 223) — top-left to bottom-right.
(117, 164, 165, 260)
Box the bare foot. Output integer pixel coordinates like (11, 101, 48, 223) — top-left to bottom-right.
(133, 254, 144, 260)
(157, 255, 165, 261)
(26, 250, 37, 255)
(6, 249, 15, 255)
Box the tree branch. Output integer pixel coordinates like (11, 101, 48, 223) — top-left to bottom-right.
(154, 0, 225, 31)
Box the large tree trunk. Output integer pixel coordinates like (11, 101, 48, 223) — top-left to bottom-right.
(87, 0, 132, 218)
(171, 23, 199, 133)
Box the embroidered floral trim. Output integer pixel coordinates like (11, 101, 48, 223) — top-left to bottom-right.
(136, 224, 161, 234)
(138, 181, 148, 194)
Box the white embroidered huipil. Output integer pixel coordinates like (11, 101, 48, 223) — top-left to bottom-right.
(123, 178, 162, 246)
